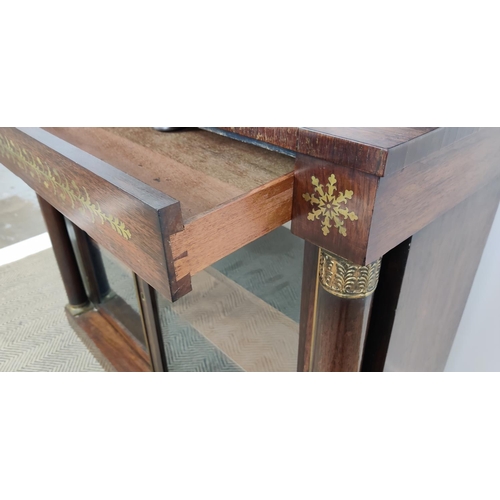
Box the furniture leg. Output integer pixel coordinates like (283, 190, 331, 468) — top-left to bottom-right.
(71, 225, 111, 303)
(298, 242, 381, 371)
(37, 194, 90, 314)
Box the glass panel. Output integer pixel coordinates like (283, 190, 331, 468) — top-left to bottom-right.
(97, 244, 146, 346)
(156, 226, 303, 372)
(98, 244, 140, 315)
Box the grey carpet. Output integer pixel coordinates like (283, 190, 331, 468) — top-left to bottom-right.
(213, 227, 304, 322)
(0, 249, 106, 372)
(159, 301, 243, 372)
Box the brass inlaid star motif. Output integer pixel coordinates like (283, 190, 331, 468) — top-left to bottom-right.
(302, 174, 358, 237)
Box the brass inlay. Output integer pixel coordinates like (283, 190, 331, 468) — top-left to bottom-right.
(319, 249, 381, 299)
(302, 174, 358, 237)
(308, 246, 322, 372)
(0, 134, 132, 241)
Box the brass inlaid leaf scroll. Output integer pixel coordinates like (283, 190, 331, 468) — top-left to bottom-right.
(0, 135, 132, 241)
(302, 174, 358, 237)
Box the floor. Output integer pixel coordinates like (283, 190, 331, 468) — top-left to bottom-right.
(0, 167, 46, 248)
(0, 248, 106, 371)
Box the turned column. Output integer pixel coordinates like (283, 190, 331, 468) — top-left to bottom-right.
(70, 224, 111, 304)
(298, 243, 381, 371)
(37, 194, 90, 314)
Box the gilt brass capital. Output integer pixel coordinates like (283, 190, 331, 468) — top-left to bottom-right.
(319, 249, 381, 299)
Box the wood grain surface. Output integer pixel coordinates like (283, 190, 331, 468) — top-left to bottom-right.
(215, 127, 441, 176)
(382, 178, 500, 371)
(37, 194, 89, 307)
(311, 286, 373, 371)
(170, 172, 294, 277)
(291, 128, 500, 265)
(47, 127, 294, 220)
(107, 128, 294, 192)
(214, 127, 488, 179)
(367, 127, 500, 263)
(219, 127, 299, 151)
(67, 308, 151, 372)
(0, 127, 186, 301)
(292, 154, 379, 264)
(303, 127, 435, 149)
(297, 242, 373, 372)
(383, 127, 479, 177)
(40, 127, 296, 294)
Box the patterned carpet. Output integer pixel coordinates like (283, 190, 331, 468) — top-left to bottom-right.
(0, 227, 304, 372)
(0, 249, 106, 371)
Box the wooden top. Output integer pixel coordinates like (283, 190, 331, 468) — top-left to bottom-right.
(219, 126, 434, 150)
(216, 127, 481, 177)
(302, 127, 434, 148)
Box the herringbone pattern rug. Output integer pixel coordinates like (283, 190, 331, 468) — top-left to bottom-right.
(0, 249, 106, 371)
(1, 227, 304, 371)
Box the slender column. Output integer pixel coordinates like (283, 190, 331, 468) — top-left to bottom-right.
(37, 194, 90, 314)
(71, 224, 111, 303)
(134, 275, 168, 372)
(298, 242, 381, 372)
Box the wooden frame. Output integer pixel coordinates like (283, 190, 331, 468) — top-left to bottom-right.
(2, 126, 500, 372)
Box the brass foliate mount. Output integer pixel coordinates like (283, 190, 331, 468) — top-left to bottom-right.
(319, 249, 382, 299)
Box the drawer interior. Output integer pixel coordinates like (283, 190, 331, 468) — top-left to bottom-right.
(44, 127, 295, 222)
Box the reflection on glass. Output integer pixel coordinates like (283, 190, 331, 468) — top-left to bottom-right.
(156, 226, 302, 372)
(99, 245, 140, 314)
(156, 291, 242, 372)
(97, 244, 146, 346)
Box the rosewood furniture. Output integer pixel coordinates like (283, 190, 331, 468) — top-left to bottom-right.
(1, 127, 499, 371)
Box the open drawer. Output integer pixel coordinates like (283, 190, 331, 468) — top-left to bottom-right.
(0, 127, 294, 301)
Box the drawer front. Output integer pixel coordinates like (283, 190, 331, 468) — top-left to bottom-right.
(0, 127, 189, 301)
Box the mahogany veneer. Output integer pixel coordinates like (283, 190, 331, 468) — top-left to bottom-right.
(1, 126, 499, 372)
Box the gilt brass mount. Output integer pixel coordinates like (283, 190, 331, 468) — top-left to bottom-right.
(319, 249, 381, 299)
